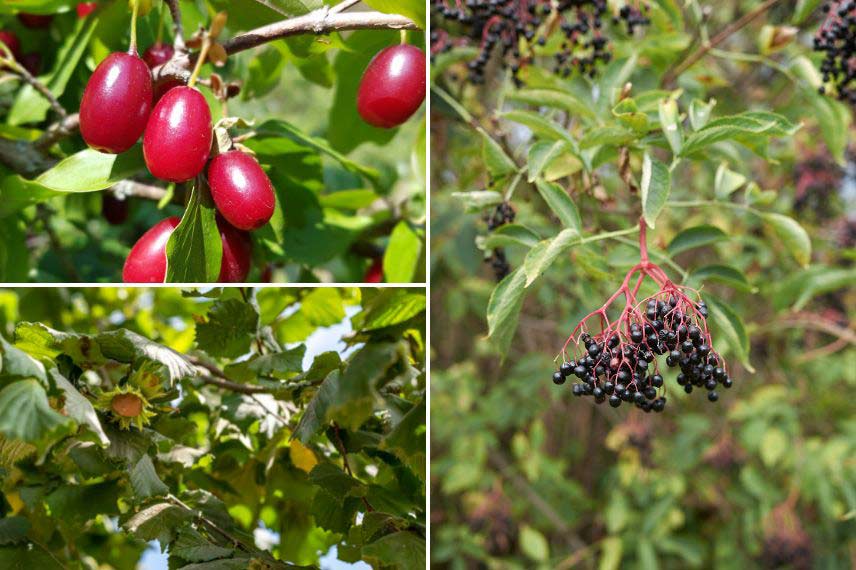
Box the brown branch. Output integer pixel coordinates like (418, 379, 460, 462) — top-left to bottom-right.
(167, 494, 250, 552)
(1, 55, 68, 120)
(35, 113, 80, 151)
(164, 0, 186, 51)
(332, 423, 375, 512)
(113, 179, 169, 201)
(218, 9, 418, 57)
(661, 0, 782, 87)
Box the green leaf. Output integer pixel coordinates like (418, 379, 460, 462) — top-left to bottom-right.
(124, 502, 193, 545)
(612, 98, 648, 133)
(0, 337, 47, 383)
(50, 369, 109, 446)
(382, 398, 426, 480)
(528, 141, 570, 182)
(36, 147, 146, 193)
(0, 380, 75, 455)
(640, 153, 670, 228)
(362, 531, 426, 569)
(637, 539, 658, 570)
(130, 456, 169, 499)
(383, 222, 422, 283)
(506, 88, 595, 118)
(714, 163, 747, 199)
(761, 213, 811, 267)
(658, 97, 682, 154)
(520, 525, 549, 562)
(807, 93, 851, 164)
(534, 180, 582, 232)
(502, 110, 576, 144)
(688, 98, 716, 130)
(667, 225, 727, 256)
(481, 224, 541, 250)
(599, 537, 623, 570)
(362, 0, 425, 28)
(95, 329, 195, 381)
(680, 111, 798, 156)
(704, 294, 754, 372)
(486, 268, 527, 357)
(224, 346, 306, 383)
(0, 218, 28, 281)
(9, 17, 97, 125)
(580, 125, 636, 149)
(45, 480, 121, 525)
(523, 229, 580, 287)
(166, 180, 222, 283)
(451, 190, 503, 213)
(0, 517, 30, 546)
(195, 299, 260, 359)
(310, 462, 367, 502)
(793, 0, 824, 23)
(0, 545, 63, 569)
(171, 527, 234, 563)
(688, 265, 755, 293)
(760, 428, 788, 467)
(772, 267, 856, 311)
(352, 290, 426, 332)
(481, 129, 517, 178)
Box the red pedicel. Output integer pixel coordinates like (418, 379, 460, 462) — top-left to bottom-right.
(80, 52, 153, 154)
(76, 2, 98, 18)
(364, 257, 383, 283)
(122, 216, 180, 283)
(217, 216, 252, 283)
(143, 86, 212, 182)
(357, 44, 426, 128)
(208, 150, 276, 231)
(0, 31, 21, 61)
(143, 42, 174, 68)
(18, 13, 53, 29)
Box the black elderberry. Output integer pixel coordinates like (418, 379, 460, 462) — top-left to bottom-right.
(705, 378, 717, 390)
(651, 374, 663, 388)
(652, 398, 665, 412)
(708, 391, 719, 402)
(723, 377, 733, 389)
(604, 381, 615, 394)
(593, 387, 604, 398)
(609, 395, 621, 407)
(681, 340, 694, 354)
(684, 384, 693, 394)
(560, 361, 574, 377)
(644, 387, 657, 400)
(553, 371, 565, 385)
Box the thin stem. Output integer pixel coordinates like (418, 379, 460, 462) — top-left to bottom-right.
(164, 0, 185, 50)
(130, 0, 139, 54)
(0, 48, 67, 119)
(332, 423, 374, 512)
(187, 38, 211, 88)
(168, 495, 249, 551)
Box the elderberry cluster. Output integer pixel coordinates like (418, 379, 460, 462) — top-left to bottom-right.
(431, 0, 650, 86)
(484, 201, 516, 280)
(814, 1, 856, 105)
(552, 296, 733, 412)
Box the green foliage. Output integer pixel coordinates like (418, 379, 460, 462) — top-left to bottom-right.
(431, 0, 855, 568)
(0, 1, 426, 282)
(0, 287, 425, 569)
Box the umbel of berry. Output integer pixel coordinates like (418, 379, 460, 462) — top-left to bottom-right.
(552, 219, 734, 413)
(357, 44, 426, 128)
(430, 0, 651, 86)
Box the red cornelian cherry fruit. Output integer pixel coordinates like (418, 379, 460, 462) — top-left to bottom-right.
(122, 216, 180, 283)
(143, 86, 212, 182)
(80, 51, 153, 154)
(364, 257, 383, 283)
(217, 216, 252, 283)
(208, 150, 276, 231)
(122, 216, 252, 283)
(357, 44, 426, 128)
(0, 31, 21, 61)
(76, 2, 98, 18)
(18, 13, 53, 29)
(102, 193, 129, 225)
(143, 42, 174, 69)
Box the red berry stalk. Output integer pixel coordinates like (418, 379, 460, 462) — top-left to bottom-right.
(551, 220, 733, 412)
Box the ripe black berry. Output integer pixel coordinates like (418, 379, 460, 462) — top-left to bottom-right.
(708, 391, 719, 402)
(553, 371, 566, 385)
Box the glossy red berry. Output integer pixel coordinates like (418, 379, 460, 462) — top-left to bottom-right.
(18, 13, 53, 29)
(364, 257, 383, 283)
(102, 193, 129, 225)
(217, 216, 252, 283)
(143, 86, 212, 182)
(122, 216, 180, 283)
(76, 2, 98, 18)
(357, 44, 426, 128)
(0, 31, 21, 61)
(143, 42, 174, 68)
(207, 150, 276, 231)
(80, 52, 153, 154)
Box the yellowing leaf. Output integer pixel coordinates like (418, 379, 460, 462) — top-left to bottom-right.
(290, 439, 318, 473)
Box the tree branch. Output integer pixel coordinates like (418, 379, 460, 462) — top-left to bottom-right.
(661, 0, 782, 87)
(164, 0, 186, 51)
(35, 113, 80, 151)
(1, 55, 68, 120)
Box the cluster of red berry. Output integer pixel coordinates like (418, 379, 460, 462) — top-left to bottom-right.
(65, 11, 425, 284)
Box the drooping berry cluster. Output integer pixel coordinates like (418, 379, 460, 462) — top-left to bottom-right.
(550, 222, 733, 412)
(814, 1, 856, 105)
(431, 0, 650, 86)
(484, 201, 516, 280)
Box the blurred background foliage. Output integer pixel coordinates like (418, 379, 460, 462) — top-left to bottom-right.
(430, 0, 855, 568)
(0, 0, 425, 283)
(0, 287, 426, 568)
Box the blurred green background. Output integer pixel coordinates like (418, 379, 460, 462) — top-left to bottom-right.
(429, 1, 855, 568)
